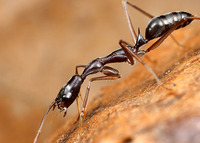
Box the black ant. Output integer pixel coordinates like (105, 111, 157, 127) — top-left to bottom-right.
(34, 1, 200, 142)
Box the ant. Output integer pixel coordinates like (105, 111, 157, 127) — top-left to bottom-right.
(34, 1, 200, 142)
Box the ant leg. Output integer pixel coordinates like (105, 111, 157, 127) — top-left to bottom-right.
(78, 92, 84, 102)
(76, 92, 84, 122)
(119, 39, 134, 47)
(122, 0, 137, 44)
(76, 95, 84, 137)
(76, 95, 82, 116)
(81, 73, 121, 118)
(119, 40, 135, 65)
(145, 17, 200, 53)
(119, 40, 162, 84)
(100, 66, 120, 76)
(125, 0, 154, 18)
(76, 65, 87, 74)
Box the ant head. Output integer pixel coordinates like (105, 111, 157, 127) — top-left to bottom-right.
(55, 75, 82, 116)
(55, 87, 69, 117)
(55, 80, 74, 110)
(34, 74, 82, 143)
(135, 28, 147, 49)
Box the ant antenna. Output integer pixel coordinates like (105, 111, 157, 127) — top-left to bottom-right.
(33, 101, 56, 143)
(122, 0, 137, 44)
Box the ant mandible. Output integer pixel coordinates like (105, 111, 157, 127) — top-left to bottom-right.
(34, 1, 200, 142)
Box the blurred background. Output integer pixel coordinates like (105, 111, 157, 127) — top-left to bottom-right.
(0, 0, 199, 142)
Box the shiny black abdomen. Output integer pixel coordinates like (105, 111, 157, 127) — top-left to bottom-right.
(145, 11, 193, 41)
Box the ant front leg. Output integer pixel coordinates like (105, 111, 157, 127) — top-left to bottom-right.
(79, 70, 120, 132)
(119, 40, 135, 65)
(76, 92, 85, 121)
(76, 93, 82, 116)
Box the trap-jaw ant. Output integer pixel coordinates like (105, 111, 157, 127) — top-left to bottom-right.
(34, 1, 200, 142)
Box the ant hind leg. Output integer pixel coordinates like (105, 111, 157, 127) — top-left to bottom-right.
(122, 0, 137, 44)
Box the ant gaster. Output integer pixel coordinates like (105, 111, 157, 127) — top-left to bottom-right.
(120, 0, 200, 70)
(34, 1, 200, 142)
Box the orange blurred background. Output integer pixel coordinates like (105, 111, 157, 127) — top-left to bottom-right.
(0, 0, 200, 142)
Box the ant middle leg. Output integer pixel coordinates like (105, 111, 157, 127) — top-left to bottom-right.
(76, 93, 83, 117)
(80, 66, 121, 118)
(80, 75, 121, 118)
(75, 94, 84, 137)
(76, 92, 84, 122)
